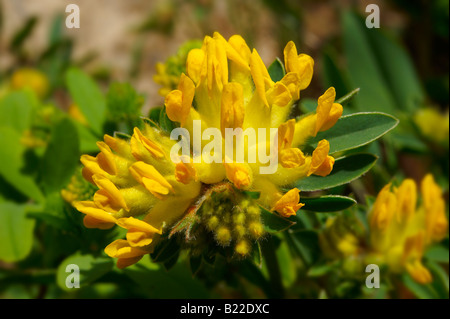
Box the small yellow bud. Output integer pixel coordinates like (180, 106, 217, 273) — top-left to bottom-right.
(247, 205, 261, 217)
(234, 225, 246, 238)
(248, 222, 264, 239)
(207, 216, 219, 231)
(235, 240, 250, 256)
(216, 226, 231, 246)
(233, 211, 246, 225)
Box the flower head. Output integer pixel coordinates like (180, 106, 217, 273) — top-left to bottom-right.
(75, 32, 343, 268)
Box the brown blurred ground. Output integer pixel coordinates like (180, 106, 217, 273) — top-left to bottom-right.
(0, 0, 410, 111)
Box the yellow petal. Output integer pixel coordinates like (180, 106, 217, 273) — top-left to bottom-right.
(117, 216, 161, 234)
(272, 188, 305, 218)
(175, 161, 197, 184)
(396, 179, 417, 222)
(250, 49, 273, 107)
(131, 127, 164, 159)
(129, 161, 173, 198)
(266, 82, 292, 107)
(278, 119, 296, 150)
(164, 73, 195, 126)
(73, 201, 117, 229)
(228, 35, 251, 64)
(92, 175, 129, 211)
(104, 239, 148, 259)
(220, 82, 245, 136)
(279, 148, 306, 168)
(308, 139, 334, 176)
(186, 48, 205, 84)
(96, 141, 118, 175)
(283, 41, 314, 90)
(224, 162, 252, 190)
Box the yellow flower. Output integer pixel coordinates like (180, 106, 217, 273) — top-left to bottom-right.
(75, 32, 343, 268)
(414, 108, 449, 144)
(368, 174, 448, 283)
(10, 68, 49, 99)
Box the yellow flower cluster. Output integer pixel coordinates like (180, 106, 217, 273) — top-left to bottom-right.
(74, 32, 343, 268)
(369, 174, 448, 284)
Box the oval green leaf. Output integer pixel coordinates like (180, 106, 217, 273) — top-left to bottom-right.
(0, 202, 36, 262)
(307, 112, 399, 154)
(56, 252, 114, 291)
(301, 195, 357, 212)
(65, 68, 106, 135)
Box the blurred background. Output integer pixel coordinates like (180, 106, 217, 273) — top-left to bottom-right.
(0, 0, 448, 299)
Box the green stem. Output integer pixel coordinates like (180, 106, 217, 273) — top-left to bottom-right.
(260, 236, 285, 298)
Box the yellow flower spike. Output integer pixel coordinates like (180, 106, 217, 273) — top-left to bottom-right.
(220, 82, 245, 137)
(186, 48, 205, 85)
(369, 184, 397, 232)
(315, 87, 343, 135)
(96, 141, 118, 176)
(129, 161, 174, 199)
(73, 201, 117, 229)
(308, 139, 335, 177)
(104, 239, 149, 269)
(396, 179, 417, 223)
(224, 162, 252, 190)
(283, 41, 314, 90)
(279, 148, 306, 168)
(175, 161, 197, 184)
(117, 217, 162, 247)
(164, 73, 195, 127)
(92, 174, 129, 212)
(130, 127, 165, 160)
(272, 188, 304, 218)
(421, 174, 448, 243)
(250, 49, 273, 107)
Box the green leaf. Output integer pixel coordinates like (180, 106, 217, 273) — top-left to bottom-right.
(335, 88, 360, 105)
(150, 236, 180, 263)
(342, 11, 397, 113)
(425, 245, 450, 263)
(158, 106, 177, 133)
(0, 90, 37, 134)
(65, 68, 106, 135)
(268, 58, 286, 82)
(41, 118, 80, 193)
(295, 153, 378, 192)
(123, 258, 209, 298)
(189, 254, 203, 276)
(148, 106, 163, 125)
(285, 230, 320, 266)
(260, 206, 296, 233)
(402, 273, 439, 299)
(365, 25, 425, 112)
(307, 112, 399, 154)
(10, 16, 38, 52)
(0, 202, 36, 262)
(301, 195, 356, 212)
(56, 252, 114, 291)
(0, 127, 44, 202)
